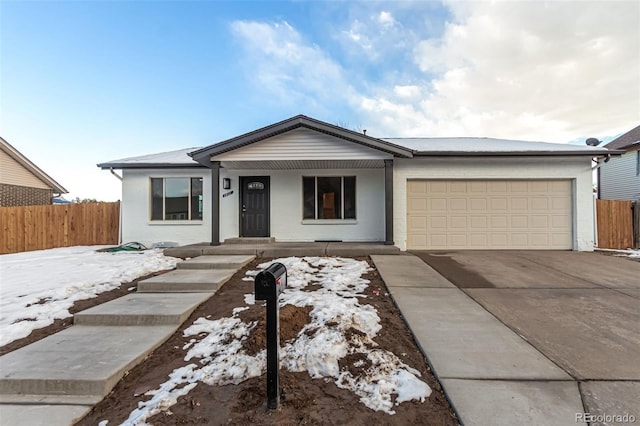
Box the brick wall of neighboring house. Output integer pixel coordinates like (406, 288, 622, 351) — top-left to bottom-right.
(0, 183, 53, 206)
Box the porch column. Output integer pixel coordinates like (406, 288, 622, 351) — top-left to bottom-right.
(384, 159, 394, 245)
(211, 161, 220, 246)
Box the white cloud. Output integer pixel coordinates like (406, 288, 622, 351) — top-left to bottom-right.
(377, 11, 395, 27)
(338, 9, 412, 60)
(360, 1, 640, 141)
(231, 2, 639, 142)
(230, 20, 353, 109)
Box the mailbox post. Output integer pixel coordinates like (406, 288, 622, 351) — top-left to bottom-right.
(254, 262, 287, 410)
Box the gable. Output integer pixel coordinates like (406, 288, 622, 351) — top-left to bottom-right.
(212, 128, 393, 162)
(0, 149, 52, 189)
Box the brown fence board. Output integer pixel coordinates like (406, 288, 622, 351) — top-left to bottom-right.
(0, 202, 120, 254)
(596, 199, 633, 249)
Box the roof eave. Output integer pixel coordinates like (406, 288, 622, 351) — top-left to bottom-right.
(412, 150, 625, 157)
(97, 163, 206, 170)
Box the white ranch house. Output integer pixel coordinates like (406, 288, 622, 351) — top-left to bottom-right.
(99, 115, 619, 251)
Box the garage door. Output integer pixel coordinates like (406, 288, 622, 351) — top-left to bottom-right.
(407, 180, 572, 250)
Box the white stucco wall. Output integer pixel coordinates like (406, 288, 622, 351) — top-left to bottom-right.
(121, 168, 211, 247)
(219, 168, 385, 242)
(393, 156, 596, 251)
(120, 167, 384, 245)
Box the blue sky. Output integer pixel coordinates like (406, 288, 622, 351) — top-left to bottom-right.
(2, 0, 638, 201)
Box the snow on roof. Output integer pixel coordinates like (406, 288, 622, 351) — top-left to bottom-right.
(383, 137, 610, 154)
(97, 147, 203, 168)
(99, 135, 615, 169)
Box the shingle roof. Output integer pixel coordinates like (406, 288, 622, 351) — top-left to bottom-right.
(384, 137, 612, 155)
(604, 125, 640, 150)
(97, 147, 203, 169)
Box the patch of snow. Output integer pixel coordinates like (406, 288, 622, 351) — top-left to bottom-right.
(99, 147, 202, 167)
(595, 248, 640, 259)
(0, 246, 179, 347)
(384, 136, 609, 153)
(123, 257, 431, 422)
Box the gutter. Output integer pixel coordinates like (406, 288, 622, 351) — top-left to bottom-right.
(412, 150, 625, 157)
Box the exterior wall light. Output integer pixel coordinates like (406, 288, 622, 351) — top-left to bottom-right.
(223, 178, 231, 190)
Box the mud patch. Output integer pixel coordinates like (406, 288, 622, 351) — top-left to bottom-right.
(241, 304, 312, 356)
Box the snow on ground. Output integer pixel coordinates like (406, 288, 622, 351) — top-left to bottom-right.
(0, 246, 179, 347)
(596, 248, 640, 259)
(122, 257, 431, 425)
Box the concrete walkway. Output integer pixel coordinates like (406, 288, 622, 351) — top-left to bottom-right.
(0, 254, 254, 426)
(372, 254, 588, 426)
(164, 241, 401, 258)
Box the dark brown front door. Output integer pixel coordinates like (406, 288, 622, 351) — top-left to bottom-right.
(240, 176, 270, 237)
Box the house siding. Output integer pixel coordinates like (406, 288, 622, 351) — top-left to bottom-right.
(394, 156, 595, 251)
(600, 149, 640, 201)
(0, 149, 51, 189)
(213, 128, 393, 161)
(121, 169, 211, 246)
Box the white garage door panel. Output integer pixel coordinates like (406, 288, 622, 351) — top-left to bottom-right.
(407, 180, 572, 250)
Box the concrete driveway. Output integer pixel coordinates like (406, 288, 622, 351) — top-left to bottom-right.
(373, 251, 640, 426)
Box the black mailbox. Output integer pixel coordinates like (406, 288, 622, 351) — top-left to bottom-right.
(254, 262, 287, 410)
(254, 262, 287, 301)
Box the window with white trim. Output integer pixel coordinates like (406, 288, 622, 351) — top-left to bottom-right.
(302, 176, 356, 220)
(150, 177, 203, 221)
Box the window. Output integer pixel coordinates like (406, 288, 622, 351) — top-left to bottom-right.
(150, 177, 203, 221)
(302, 176, 356, 220)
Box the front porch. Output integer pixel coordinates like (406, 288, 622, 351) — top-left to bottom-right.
(164, 240, 402, 259)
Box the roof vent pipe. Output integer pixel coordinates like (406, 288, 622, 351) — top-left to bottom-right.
(363, 129, 367, 135)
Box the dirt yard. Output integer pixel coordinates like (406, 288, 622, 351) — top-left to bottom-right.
(76, 257, 458, 425)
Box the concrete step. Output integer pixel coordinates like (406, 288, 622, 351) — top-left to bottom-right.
(137, 269, 236, 293)
(224, 237, 275, 244)
(74, 293, 212, 326)
(0, 403, 92, 426)
(0, 325, 176, 400)
(178, 254, 254, 270)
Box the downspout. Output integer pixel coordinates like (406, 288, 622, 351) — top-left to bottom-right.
(109, 168, 124, 243)
(109, 168, 123, 181)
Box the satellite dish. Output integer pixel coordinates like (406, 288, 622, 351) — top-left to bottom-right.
(585, 137, 601, 146)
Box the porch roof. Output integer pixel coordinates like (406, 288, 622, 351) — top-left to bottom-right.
(189, 115, 414, 167)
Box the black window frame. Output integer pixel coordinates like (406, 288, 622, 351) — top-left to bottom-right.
(150, 177, 203, 221)
(302, 176, 356, 220)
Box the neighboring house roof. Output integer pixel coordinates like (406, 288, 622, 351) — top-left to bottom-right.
(604, 125, 640, 151)
(385, 137, 616, 156)
(0, 136, 68, 193)
(97, 147, 204, 169)
(189, 114, 414, 166)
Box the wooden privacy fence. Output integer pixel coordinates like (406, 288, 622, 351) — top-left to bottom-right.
(596, 199, 634, 249)
(0, 202, 120, 254)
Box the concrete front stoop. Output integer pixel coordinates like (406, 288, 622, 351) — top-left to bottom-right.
(0, 255, 254, 426)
